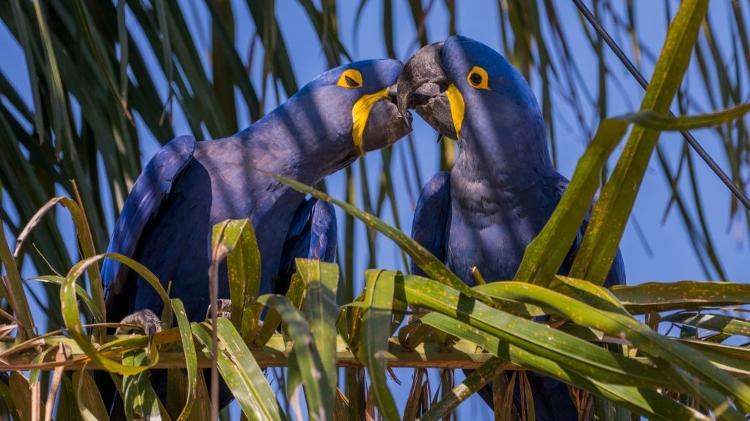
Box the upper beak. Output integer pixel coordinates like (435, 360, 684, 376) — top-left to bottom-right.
(396, 42, 464, 140)
(387, 83, 399, 103)
(396, 42, 445, 116)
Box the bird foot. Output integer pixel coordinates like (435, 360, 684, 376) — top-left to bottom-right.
(206, 298, 232, 320)
(116, 309, 162, 335)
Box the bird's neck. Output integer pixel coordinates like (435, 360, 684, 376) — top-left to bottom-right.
(451, 110, 554, 207)
(234, 95, 357, 185)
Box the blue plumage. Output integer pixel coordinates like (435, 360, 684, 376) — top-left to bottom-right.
(99, 59, 410, 415)
(102, 58, 409, 323)
(102, 135, 196, 299)
(401, 36, 625, 420)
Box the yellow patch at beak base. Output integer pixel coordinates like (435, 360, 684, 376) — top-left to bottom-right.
(352, 87, 389, 156)
(445, 84, 464, 139)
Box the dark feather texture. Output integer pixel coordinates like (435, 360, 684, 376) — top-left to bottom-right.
(98, 59, 408, 414)
(406, 36, 625, 420)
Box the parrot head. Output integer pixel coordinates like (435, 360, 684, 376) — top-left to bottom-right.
(293, 59, 412, 160)
(396, 36, 552, 178)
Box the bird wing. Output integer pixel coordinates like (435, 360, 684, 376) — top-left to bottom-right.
(549, 173, 626, 287)
(101, 135, 197, 305)
(275, 198, 338, 294)
(410, 172, 451, 276)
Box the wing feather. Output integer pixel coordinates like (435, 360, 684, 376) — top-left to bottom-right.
(410, 172, 451, 275)
(276, 198, 337, 294)
(101, 135, 196, 302)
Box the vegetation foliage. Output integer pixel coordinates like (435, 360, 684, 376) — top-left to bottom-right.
(1, 0, 750, 419)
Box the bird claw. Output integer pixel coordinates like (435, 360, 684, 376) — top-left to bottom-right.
(206, 298, 232, 320)
(117, 309, 162, 335)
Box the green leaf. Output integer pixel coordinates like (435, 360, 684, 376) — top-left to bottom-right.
(471, 285, 546, 317)
(30, 276, 103, 324)
(358, 270, 399, 421)
(61, 253, 168, 375)
(171, 299, 198, 421)
(570, 0, 710, 284)
(621, 102, 750, 130)
(549, 276, 629, 315)
(259, 294, 331, 421)
(515, 119, 629, 285)
(664, 312, 750, 337)
(167, 369, 211, 421)
(72, 370, 110, 421)
(14, 196, 105, 330)
(0, 206, 35, 339)
(58, 375, 84, 421)
(211, 219, 262, 342)
(122, 349, 170, 420)
(192, 318, 284, 421)
(298, 259, 339, 414)
(253, 271, 306, 348)
(28, 344, 55, 385)
(399, 275, 746, 417)
(676, 339, 750, 376)
(477, 280, 750, 413)
(610, 281, 750, 313)
(397, 275, 673, 388)
(419, 312, 709, 421)
(207, 0, 261, 122)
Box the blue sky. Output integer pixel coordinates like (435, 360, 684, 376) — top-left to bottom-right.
(1, 0, 748, 418)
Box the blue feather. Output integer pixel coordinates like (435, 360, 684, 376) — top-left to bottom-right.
(410, 36, 625, 420)
(99, 58, 407, 414)
(410, 171, 451, 277)
(276, 198, 337, 294)
(103, 58, 404, 323)
(101, 135, 195, 314)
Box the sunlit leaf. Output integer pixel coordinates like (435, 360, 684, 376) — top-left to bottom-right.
(211, 219, 262, 342)
(259, 294, 330, 421)
(192, 318, 284, 421)
(358, 270, 399, 420)
(611, 281, 750, 313)
(571, 0, 710, 284)
(515, 119, 629, 285)
(298, 259, 339, 414)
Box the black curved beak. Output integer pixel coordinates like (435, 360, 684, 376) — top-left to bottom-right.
(396, 42, 461, 139)
(396, 42, 445, 115)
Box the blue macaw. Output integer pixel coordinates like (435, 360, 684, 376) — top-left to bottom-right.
(103, 59, 409, 324)
(99, 59, 410, 412)
(397, 36, 625, 420)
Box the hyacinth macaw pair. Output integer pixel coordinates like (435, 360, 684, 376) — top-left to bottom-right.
(101, 36, 624, 419)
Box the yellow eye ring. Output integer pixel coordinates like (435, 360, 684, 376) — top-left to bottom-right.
(467, 66, 489, 90)
(337, 68, 363, 89)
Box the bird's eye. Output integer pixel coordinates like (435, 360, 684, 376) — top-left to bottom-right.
(466, 66, 490, 90)
(337, 68, 363, 89)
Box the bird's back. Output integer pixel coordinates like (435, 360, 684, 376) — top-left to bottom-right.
(106, 135, 306, 322)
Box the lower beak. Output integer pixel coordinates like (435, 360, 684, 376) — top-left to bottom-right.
(396, 42, 464, 140)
